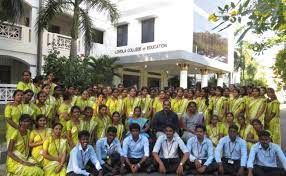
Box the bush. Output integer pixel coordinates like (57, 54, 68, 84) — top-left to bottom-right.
(43, 51, 121, 89)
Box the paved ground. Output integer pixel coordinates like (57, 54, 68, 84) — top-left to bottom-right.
(1, 105, 286, 176)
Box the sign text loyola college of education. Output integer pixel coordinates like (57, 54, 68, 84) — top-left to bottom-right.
(115, 43, 167, 54)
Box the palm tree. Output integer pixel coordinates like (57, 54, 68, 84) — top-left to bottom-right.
(87, 55, 122, 85)
(0, 0, 23, 23)
(37, 0, 119, 58)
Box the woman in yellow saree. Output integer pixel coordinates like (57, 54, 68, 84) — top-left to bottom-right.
(124, 87, 141, 117)
(229, 88, 245, 122)
(152, 90, 166, 115)
(140, 87, 154, 119)
(109, 111, 125, 141)
(42, 122, 67, 176)
(79, 106, 97, 143)
(197, 88, 212, 124)
(57, 93, 72, 133)
(246, 119, 264, 150)
(66, 106, 81, 149)
(237, 113, 248, 139)
(74, 90, 91, 113)
(106, 88, 124, 116)
(213, 87, 228, 122)
(29, 115, 52, 166)
(5, 90, 24, 140)
(246, 87, 266, 124)
(206, 115, 224, 146)
(33, 92, 53, 126)
(221, 112, 236, 136)
(171, 88, 189, 119)
(6, 114, 44, 176)
(93, 104, 111, 140)
(92, 93, 107, 116)
(265, 88, 281, 145)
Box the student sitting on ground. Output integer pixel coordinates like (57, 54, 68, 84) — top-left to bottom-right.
(96, 126, 124, 175)
(67, 130, 103, 176)
(152, 124, 189, 175)
(247, 130, 286, 176)
(187, 124, 218, 175)
(121, 123, 151, 174)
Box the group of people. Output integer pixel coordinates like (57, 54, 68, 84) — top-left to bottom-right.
(3, 70, 286, 176)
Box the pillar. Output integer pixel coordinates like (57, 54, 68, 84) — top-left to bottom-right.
(200, 69, 208, 88)
(179, 63, 189, 89)
(29, 65, 37, 78)
(217, 72, 224, 87)
(161, 71, 168, 89)
(140, 69, 148, 87)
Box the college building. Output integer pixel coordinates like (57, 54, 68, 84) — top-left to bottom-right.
(0, 0, 236, 103)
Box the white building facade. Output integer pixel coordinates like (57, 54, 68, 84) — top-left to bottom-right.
(0, 0, 234, 101)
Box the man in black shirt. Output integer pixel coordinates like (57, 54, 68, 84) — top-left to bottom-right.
(152, 99, 179, 138)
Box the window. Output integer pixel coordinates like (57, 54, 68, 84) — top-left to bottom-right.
(117, 24, 128, 47)
(141, 18, 155, 43)
(92, 29, 104, 44)
(48, 25, 60, 34)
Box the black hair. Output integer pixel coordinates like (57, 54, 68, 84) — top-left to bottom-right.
(112, 111, 120, 117)
(71, 106, 81, 113)
(226, 112, 234, 117)
(33, 75, 44, 84)
(13, 90, 23, 97)
(37, 91, 47, 99)
(24, 89, 34, 95)
(41, 84, 51, 89)
(251, 119, 262, 126)
(195, 124, 206, 132)
(258, 130, 271, 138)
(133, 106, 141, 112)
(78, 130, 90, 139)
(165, 123, 175, 131)
(129, 123, 140, 131)
(84, 106, 93, 112)
(107, 126, 117, 134)
(54, 85, 62, 91)
(98, 104, 107, 110)
(35, 114, 46, 128)
(62, 92, 71, 101)
(19, 114, 31, 124)
(141, 86, 149, 92)
(22, 70, 31, 76)
(202, 87, 209, 106)
(187, 101, 197, 109)
(52, 122, 63, 129)
(229, 124, 239, 131)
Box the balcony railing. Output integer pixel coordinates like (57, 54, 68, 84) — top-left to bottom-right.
(0, 23, 31, 42)
(0, 84, 16, 105)
(46, 32, 72, 50)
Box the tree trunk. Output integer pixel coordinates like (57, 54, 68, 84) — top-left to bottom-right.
(36, 0, 43, 75)
(70, 0, 80, 58)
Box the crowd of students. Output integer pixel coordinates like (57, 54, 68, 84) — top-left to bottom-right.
(3, 70, 286, 176)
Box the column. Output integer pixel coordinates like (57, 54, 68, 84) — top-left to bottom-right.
(161, 71, 168, 89)
(179, 63, 189, 89)
(29, 65, 37, 78)
(217, 72, 224, 87)
(200, 69, 208, 88)
(140, 69, 148, 87)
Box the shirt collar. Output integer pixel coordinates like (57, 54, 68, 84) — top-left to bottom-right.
(227, 136, 238, 143)
(78, 144, 89, 153)
(131, 134, 141, 142)
(195, 136, 206, 144)
(104, 137, 115, 147)
(258, 143, 272, 151)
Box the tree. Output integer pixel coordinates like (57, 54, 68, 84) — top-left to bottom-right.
(0, 0, 23, 23)
(43, 50, 121, 89)
(37, 0, 119, 58)
(210, 0, 286, 52)
(273, 49, 286, 90)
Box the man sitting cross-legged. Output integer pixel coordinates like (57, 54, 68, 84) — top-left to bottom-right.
(186, 124, 218, 175)
(152, 123, 189, 175)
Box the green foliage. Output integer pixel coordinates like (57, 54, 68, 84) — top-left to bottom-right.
(212, 0, 286, 52)
(273, 49, 286, 89)
(43, 51, 121, 89)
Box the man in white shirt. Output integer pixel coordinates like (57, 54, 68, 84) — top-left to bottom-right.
(67, 130, 103, 176)
(152, 124, 189, 175)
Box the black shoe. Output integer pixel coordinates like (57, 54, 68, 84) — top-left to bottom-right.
(146, 164, 156, 173)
